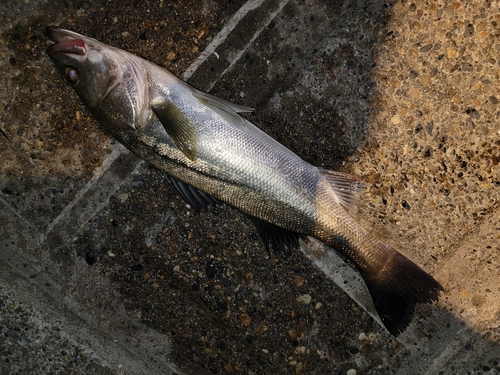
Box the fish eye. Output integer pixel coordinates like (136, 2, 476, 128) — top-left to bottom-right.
(64, 67, 79, 84)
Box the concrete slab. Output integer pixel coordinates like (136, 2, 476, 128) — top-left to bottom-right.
(1, 0, 499, 374)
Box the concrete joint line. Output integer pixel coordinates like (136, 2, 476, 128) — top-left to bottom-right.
(423, 327, 470, 375)
(204, 0, 291, 91)
(0, 195, 38, 236)
(41, 144, 138, 243)
(0, 252, 180, 374)
(182, 0, 267, 80)
(299, 238, 383, 326)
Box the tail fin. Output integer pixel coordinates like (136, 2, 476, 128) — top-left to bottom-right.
(360, 242, 444, 336)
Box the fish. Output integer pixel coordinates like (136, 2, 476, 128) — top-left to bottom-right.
(45, 26, 443, 336)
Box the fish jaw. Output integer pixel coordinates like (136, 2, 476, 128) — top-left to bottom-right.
(45, 27, 88, 56)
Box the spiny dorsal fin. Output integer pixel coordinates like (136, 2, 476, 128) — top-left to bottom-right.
(319, 168, 369, 213)
(151, 99, 197, 161)
(192, 90, 254, 130)
(192, 89, 254, 113)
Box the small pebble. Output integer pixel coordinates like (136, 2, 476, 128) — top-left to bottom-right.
(347, 369, 357, 375)
(296, 362, 303, 373)
(296, 294, 312, 305)
(240, 313, 251, 326)
(205, 260, 216, 279)
(79, 1, 91, 10)
(173, 33, 182, 43)
(293, 276, 304, 287)
(465, 107, 480, 120)
(294, 346, 306, 354)
(85, 253, 96, 265)
(391, 115, 401, 125)
(4, 8, 16, 19)
(420, 44, 433, 52)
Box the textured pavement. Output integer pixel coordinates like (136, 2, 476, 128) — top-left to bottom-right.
(1, 0, 499, 374)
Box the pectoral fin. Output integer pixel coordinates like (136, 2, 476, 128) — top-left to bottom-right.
(152, 99, 197, 161)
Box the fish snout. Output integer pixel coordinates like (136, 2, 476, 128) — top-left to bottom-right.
(45, 26, 87, 57)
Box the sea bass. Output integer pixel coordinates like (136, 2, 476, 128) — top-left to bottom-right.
(45, 26, 443, 336)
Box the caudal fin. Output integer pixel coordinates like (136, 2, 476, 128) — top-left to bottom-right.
(360, 243, 444, 336)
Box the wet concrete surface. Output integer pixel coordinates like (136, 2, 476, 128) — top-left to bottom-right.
(1, 0, 499, 374)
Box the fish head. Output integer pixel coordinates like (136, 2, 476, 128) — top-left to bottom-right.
(45, 27, 150, 132)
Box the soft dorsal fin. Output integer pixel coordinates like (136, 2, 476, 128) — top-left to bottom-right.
(192, 90, 254, 130)
(157, 171, 220, 213)
(151, 99, 197, 160)
(319, 168, 369, 213)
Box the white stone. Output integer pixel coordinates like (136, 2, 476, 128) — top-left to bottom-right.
(296, 294, 312, 305)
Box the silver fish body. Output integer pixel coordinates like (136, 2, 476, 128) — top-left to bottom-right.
(46, 27, 443, 335)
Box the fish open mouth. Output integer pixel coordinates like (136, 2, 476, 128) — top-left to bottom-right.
(45, 26, 87, 56)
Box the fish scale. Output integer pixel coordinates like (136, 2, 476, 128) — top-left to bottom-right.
(46, 26, 443, 336)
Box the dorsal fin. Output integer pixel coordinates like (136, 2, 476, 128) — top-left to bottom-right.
(319, 168, 369, 213)
(192, 89, 254, 113)
(192, 90, 254, 130)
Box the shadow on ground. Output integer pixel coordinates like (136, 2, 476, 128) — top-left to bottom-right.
(1, 0, 499, 374)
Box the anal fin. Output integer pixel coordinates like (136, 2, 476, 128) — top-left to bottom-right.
(249, 217, 303, 258)
(157, 170, 302, 259)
